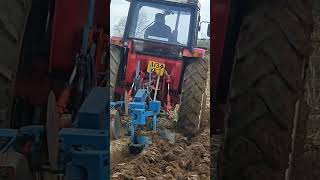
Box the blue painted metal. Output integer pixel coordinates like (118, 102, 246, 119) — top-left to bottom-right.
(60, 87, 109, 180)
(0, 126, 44, 154)
(64, 150, 107, 180)
(0, 129, 17, 153)
(0, 87, 109, 179)
(128, 89, 161, 150)
(136, 136, 150, 146)
(128, 102, 145, 110)
(59, 128, 108, 151)
(149, 101, 161, 113)
(110, 101, 124, 110)
(109, 60, 161, 151)
(0, 129, 18, 137)
(60, 128, 108, 180)
(76, 87, 108, 130)
(81, 0, 96, 53)
(133, 89, 148, 102)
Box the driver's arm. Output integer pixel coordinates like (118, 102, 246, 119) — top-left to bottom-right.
(144, 28, 151, 39)
(166, 26, 175, 42)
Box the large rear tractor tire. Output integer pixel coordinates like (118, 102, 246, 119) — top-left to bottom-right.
(217, 1, 313, 180)
(0, 0, 33, 128)
(177, 59, 208, 138)
(110, 45, 122, 99)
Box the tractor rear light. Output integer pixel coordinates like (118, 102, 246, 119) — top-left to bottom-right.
(111, 36, 123, 47)
(182, 48, 205, 58)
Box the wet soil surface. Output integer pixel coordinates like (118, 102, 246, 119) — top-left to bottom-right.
(111, 111, 210, 180)
(209, 135, 222, 180)
(303, 114, 320, 180)
(303, 139, 320, 180)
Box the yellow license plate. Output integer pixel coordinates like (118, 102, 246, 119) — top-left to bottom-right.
(147, 61, 165, 76)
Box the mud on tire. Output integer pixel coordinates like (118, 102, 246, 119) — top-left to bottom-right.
(177, 58, 208, 138)
(0, 0, 32, 128)
(216, 1, 313, 180)
(110, 45, 121, 99)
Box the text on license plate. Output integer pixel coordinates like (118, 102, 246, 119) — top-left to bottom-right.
(147, 61, 165, 76)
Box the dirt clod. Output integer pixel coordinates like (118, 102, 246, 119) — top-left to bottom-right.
(111, 119, 210, 180)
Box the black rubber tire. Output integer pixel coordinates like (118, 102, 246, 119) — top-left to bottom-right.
(0, 0, 32, 128)
(177, 59, 208, 137)
(110, 45, 121, 99)
(216, 1, 313, 180)
(291, 6, 320, 180)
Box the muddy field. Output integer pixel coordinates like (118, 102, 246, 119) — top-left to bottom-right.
(303, 114, 320, 180)
(209, 135, 221, 180)
(110, 56, 211, 180)
(111, 110, 210, 180)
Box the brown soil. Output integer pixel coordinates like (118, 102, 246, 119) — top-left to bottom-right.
(302, 114, 320, 180)
(111, 110, 210, 180)
(210, 135, 222, 180)
(303, 140, 320, 180)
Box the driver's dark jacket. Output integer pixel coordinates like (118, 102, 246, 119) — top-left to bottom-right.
(144, 23, 173, 41)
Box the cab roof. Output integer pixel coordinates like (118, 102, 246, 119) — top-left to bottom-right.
(125, 0, 201, 8)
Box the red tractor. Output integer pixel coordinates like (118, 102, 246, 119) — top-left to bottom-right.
(110, 0, 210, 137)
(212, 0, 314, 179)
(0, 0, 110, 178)
(5, 0, 109, 129)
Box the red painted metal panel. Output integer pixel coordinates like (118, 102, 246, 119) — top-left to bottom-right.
(211, 0, 231, 133)
(124, 41, 183, 92)
(95, 0, 109, 26)
(15, 59, 52, 105)
(49, 0, 108, 73)
(15, 0, 109, 106)
(182, 48, 206, 58)
(126, 54, 183, 91)
(211, 0, 230, 93)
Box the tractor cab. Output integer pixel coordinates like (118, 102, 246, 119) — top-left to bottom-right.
(111, 0, 209, 135)
(111, 0, 208, 103)
(122, 0, 203, 58)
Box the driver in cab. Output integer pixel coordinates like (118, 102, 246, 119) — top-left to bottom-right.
(144, 13, 173, 42)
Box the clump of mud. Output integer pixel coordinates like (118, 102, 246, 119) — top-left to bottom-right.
(111, 108, 210, 180)
(302, 127, 320, 180)
(111, 128, 210, 180)
(210, 135, 222, 180)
